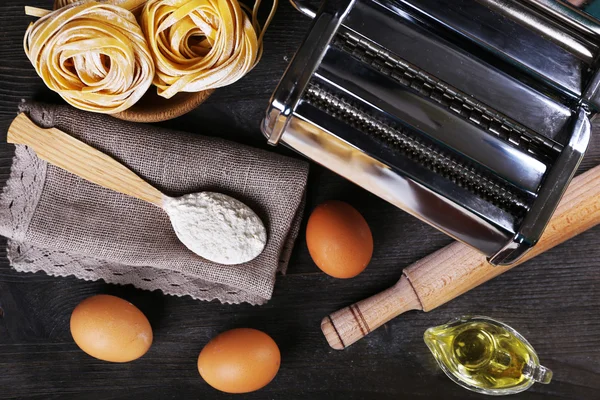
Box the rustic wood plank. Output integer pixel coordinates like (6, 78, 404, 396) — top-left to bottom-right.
(0, 0, 599, 399)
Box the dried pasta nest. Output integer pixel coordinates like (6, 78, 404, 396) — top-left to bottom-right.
(27, 0, 277, 120)
(140, 0, 277, 99)
(24, 2, 155, 114)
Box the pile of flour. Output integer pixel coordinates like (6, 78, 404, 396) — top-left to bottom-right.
(163, 192, 267, 265)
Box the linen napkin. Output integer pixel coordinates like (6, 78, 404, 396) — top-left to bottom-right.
(0, 102, 309, 305)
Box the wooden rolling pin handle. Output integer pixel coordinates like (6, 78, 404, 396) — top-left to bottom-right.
(321, 276, 422, 350)
(322, 164, 600, 350)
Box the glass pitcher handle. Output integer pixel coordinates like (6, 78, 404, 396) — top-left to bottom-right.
(531, 364, 553, 384)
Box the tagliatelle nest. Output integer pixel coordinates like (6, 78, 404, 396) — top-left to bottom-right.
(140, 0, 278, 99)
(24, 1, 155, 114)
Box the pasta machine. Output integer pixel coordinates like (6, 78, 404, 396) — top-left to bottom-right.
(262, 0, 600, 265)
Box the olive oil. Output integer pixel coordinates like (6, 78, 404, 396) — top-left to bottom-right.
(424, 316, 552, 395)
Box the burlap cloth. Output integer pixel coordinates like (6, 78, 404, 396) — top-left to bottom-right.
(0, 102, 309, 305)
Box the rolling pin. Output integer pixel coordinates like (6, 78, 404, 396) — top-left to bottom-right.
(321, 164, 600, 349)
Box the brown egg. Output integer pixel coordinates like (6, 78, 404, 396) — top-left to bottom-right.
(306, 200, 373, 278)
(198, 328, 280, 393)
(70, 294, 153, 362)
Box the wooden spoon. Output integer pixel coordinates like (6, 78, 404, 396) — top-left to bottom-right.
(7, 114, 267, 265)
(322, 164, 600, 349)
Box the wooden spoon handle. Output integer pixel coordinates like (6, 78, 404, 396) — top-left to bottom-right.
(7, 113, 164, 207)
(322, 164, 600, 349)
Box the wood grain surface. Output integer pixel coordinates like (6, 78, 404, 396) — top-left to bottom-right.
(1, 1, 599, 399)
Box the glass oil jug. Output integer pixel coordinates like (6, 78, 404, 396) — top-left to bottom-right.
(424, 316, 552, 395)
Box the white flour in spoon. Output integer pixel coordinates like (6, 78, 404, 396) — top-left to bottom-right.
(163, 192, 267, 265)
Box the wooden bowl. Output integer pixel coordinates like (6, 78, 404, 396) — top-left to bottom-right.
(112, 89, 214, 123)
(54, 0, 213, 122)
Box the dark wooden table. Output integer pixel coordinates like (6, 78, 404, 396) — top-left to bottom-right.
(1, 1, 600, 399)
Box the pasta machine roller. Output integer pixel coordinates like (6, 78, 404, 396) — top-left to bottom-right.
(262, 0, 600, 265)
